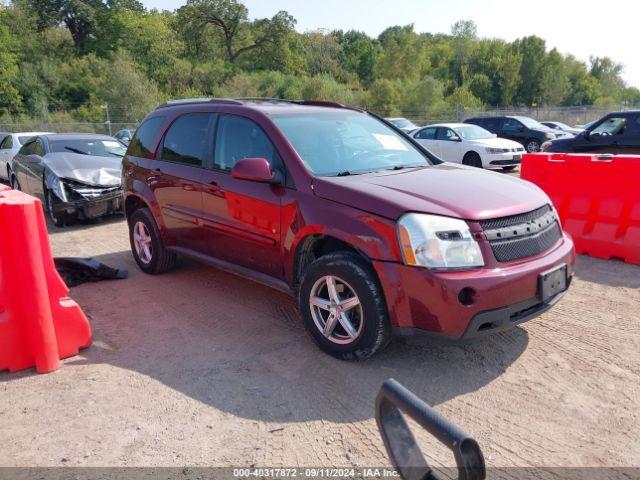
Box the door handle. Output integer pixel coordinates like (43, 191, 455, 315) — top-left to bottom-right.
(183, 184, 195, 191)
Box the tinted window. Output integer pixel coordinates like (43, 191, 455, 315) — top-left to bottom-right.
(0, 135, 12, 149)
(503, 118, 522, 132)
(34, 139, 44, 156)
(483, 118, 501, 131)
(161, 114, 214, 167)
(214, 115, 277, 172)
(415, 127, 436, 140)
(128, 116, 165, 158)
(19, 141, 36, 155)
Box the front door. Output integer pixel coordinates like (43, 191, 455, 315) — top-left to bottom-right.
(199, 114, 283, 279)
(150, 112, 215, 251)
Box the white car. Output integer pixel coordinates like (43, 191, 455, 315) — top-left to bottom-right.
(386, 117, 420, 133)
(0, 132, 53, 181)
(411, 123, 525, 171)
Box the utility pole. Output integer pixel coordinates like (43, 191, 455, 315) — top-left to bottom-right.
(105, 103, 112, 136)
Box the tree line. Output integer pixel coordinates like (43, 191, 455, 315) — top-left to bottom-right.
(0, 0, 638, 124)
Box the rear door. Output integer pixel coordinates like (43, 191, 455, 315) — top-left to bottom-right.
(412, 127, 439, 156)
(199, 114, 283, 279)
(149, 113, 215, 251)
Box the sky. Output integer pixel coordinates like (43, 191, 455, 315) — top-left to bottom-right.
(140, 0, 640, 88)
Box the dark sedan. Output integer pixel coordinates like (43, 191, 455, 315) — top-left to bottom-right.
(10, 133, 124, 226)
(542, 111, 640, 154)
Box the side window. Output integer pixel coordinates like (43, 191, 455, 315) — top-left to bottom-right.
(591, 116, 628, 136)
(436, 128, 457, 141)
(214, 115, 278, 172)
(128, 116, 165, 158)
(483, 118, 500, 131)
(20, 140, 35, 155)
(503, 118, 521, 132)
(0, 136, 12, 149)
(161, 113, 214, 167)
(34, 139, 45, 156)
(415, 127, 436, 140)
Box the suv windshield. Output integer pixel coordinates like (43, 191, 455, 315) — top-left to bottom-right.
(272, 112, 430, 176)
(516, 116, 546, 129)
(50, 138, 127, 157)
(455, 125, 494, 140)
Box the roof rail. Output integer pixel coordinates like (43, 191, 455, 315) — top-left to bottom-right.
(235, 97, 297, 104)
(155, 98, 244, 109)
(236, 97, 363, 111)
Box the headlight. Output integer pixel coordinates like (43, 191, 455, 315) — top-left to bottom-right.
(397, 213, 484, 269)
(485, 147, 507, 154)
(544, 132, 555, 140)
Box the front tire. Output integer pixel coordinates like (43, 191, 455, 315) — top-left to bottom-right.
(44, 187, 76, 227)
(502, 165, 517, 172)
(525, 139, 541, 153)
(10, 174, 20, 190)
(462, 151, 483, 168)
(298, 251, 391, 360)
(129, 208, 177, 274)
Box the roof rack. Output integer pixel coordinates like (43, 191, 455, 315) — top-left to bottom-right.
(155, 98, 244, 109)
(235, 98, 352, 109)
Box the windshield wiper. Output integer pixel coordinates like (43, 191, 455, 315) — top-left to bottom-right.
(336, 171, 352, 177)
(64, 146, 90, 155)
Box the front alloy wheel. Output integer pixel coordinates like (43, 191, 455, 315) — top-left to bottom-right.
(526, 140, 541, 153)
(310, 275, 364, 344)
(133, 220, 153, 264)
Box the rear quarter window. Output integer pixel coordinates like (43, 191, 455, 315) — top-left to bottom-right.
(127, 116, 165, 159)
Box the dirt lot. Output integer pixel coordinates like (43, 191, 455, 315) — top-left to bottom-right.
(1, 204, 639, 469)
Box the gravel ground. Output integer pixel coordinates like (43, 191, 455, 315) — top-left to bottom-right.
(1, 194, 639, 469)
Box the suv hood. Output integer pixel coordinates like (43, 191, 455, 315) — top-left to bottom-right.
(43, 152, 122, 186)
(312, 164, 549, 221)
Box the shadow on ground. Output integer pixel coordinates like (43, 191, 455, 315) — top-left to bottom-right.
(572, 254, 640, 288)
(31, 247, 532, 424)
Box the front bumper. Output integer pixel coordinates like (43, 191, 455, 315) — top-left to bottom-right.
(373, 233, 575, 339)
(484, 152, 523, 168)
(53, 190, 123, 220)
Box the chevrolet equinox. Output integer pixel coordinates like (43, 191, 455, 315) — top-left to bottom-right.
(123, 98, 575, 360)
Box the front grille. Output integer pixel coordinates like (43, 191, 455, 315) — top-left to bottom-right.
(480, 205, 562, 262)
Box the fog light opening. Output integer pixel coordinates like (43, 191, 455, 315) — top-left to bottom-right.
(458, 287, 477, 306)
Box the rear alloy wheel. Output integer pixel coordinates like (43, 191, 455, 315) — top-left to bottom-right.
(129, 208, 177, 274)
(298, 251, 391, 360)
(525, 139, 541, 153)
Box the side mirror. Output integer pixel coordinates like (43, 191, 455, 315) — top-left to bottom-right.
(26, 155, 42, 164)
(518, 126, 525, 132)
(231, 157, 281, 184)
(450, 136, 462, 142)
(583, 130, 591, 140)
(376, 379, 486, 480)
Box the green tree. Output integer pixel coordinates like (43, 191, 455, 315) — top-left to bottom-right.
(513, 36, 547, 105)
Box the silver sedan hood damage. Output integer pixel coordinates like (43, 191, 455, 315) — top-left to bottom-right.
(44, 152, 122, 187)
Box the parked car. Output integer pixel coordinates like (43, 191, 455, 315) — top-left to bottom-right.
(123, 98, 575, 360)
(411, 123, 524, 171)
(114, 129, 133, 145)
(464, 116, 571, 153)
(386, 117, 420, 133)
(541, 121, 583, 135)
(542, 111, 640, 154)
(0, 131, 53, 181)
(10, 133, 125, 226)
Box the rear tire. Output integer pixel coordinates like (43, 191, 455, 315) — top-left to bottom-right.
(298, 251, 391, 360)
(129, 208, 177, 274)
(462, 151, 483, 168)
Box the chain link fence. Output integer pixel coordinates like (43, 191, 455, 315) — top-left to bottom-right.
(1, 104, 638, 134)
(373, 104, 640, 128)
(0, 122, 139, 136)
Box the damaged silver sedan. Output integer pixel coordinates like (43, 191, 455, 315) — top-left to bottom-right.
(10, 133, 124, 226)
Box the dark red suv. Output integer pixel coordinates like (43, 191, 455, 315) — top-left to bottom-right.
(122, 98, 575, 359)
